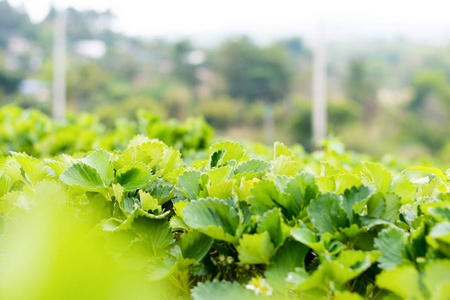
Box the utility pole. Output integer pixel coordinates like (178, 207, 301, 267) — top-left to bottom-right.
(263, 100, 275, 145)
(52, 7, 67, 122)
(312, 29, 327, 148)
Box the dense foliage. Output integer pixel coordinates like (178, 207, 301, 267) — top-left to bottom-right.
(0, 106, 213, 157)
(1, 110, 449, 299)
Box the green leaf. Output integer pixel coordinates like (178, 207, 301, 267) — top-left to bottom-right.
(265, 241, 309, 292)
(271, 155, 299, 177)
(158, 148, 182, 174)
(291, 227, 324, 253)
(374, 228, 408, 269)
(146, 178, 175, 205)
(404, 166, 447, 183)
(376, 265, 424, 300)
(180, 231, 214, 261)
(210, 149, 225, 169)
(248, 179, 285, 213)
(382, 193, 401, 223)
(191, 280, 257, 300)
(60, 163, 104, 189)
(118, 209, 174, 257)
(284, 172, 319, 218)
(341, 185, 375, 223)
(35, 180, 67, 203)
(140, 140, 166, 168)
(335, 173, 363, 195)
(237, 232, 276, 264)
(293, 251, 378, 292)
(257, 208, 289, 248)
(391, 174, 417, 204)
(182, 198, 240, 243)
(210, 141, 245, 165)
(274, 141, 293, 158)
(43, 159, 67, 176)
(139, 190, 160, 212)
(334, 291, 363, 300)
(423, 260, 450, 299)
(367, 192, 400, 223)
(113, 144, 153, 169)
(146, 256, 177, 281)
(115, 162, 154, 191)
(207, 180, 235, 199)
(207, 166, 232, 185)
(0, 174, 15, 198)
(367, 192, 386, 219)
(82, 149, 114, 186)
(11, 152, 53, 186)
(308, 193, 349, 234)
(429, 222, 450, 244)
(363, 162, 392, 193)
(177, 170, 202, 200)
(236, 159, 271, 174)
(170, 216, 190, 231)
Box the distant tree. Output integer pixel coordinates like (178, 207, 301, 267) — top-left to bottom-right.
(171, 40, 199, 88)
(214, 37, 290, 103)
(0, 67, 21, 94)
(0, 0, 37, 47)
(278, 37, 306, 56)
(344, 59, 377, 122)
(409, 70, 450, 112)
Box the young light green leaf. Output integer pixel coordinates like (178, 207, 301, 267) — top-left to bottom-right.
(60, 163, 104, 189)
(82, 149, 114, 186)
(422, 260, 450, 299)
(210, 141, 245, 165)
(207, 166, 232, 185)
(271, 155, 299, 177)
(139, 190, 160, 212)
(274, 141, 293, 158)
(404, 166, 447, 183)
(376, 265, 424, 300)
(11, 151, 53, 186)
(237, 232, 276, 264)
(113, 145, 152, 169)
(257, 208, 289, 248)
(206, 180, 235, 199)
(363, 162, 392, 193)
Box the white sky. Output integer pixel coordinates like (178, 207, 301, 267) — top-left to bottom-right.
(7, 0, 450, 42)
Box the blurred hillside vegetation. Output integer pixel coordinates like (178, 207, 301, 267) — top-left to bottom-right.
(1, 0, 450, 165)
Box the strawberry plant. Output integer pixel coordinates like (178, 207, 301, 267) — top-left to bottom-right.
(0, 110, 449, 299)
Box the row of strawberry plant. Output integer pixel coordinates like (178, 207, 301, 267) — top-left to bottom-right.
(0, 106, 213, 157)
(0, 137, 449, 299)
